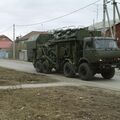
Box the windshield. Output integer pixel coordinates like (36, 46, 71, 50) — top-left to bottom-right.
(95, 39, 118, 49)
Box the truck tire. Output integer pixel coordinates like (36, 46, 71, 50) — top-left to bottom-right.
(42, 61, 50, 74)
(35, 61, 43, 73)
(101, 67, 115, 79)
(78, 63, 93, 80)
(63, 62, 75, 77)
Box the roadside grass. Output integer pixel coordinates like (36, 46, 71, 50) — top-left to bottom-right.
(0, 86, 120, 120)
(0, 67, 57, 85)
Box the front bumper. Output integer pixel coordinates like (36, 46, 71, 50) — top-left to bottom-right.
(95, 58, 120, 69)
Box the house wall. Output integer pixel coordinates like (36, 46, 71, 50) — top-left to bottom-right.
(116, 24, 120, 47)
(0, 49, 8, 59)
(0, 36, 13, 59)
(15, 40, 27, 60)
(19, 50, 27, 61)
(15, 31, 48, 61)
(106, 23, 120, 47)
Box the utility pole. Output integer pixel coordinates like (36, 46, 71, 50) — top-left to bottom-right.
(112, 0, 120, 38)
(13, 24, 16, 59)
(103, 0, 106, 36)
(115, 3, 120, 20)
(41, 24, 44, 31)
(103, 0, 120, 38)
(113, 0, 116, 38)
(106, 5, 114, 38)
(103, 0, 114, 38)
(96, 4, 99, 21)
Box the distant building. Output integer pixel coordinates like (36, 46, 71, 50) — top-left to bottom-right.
(0, 35, 13, 59)
(88, 20, 120, 47)
(106, 22, 120, 47)
(88, 19, 120, 31)
(15, 31, 48, 61)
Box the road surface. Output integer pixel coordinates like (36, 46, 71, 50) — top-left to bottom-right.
(0, 59, 120, 91)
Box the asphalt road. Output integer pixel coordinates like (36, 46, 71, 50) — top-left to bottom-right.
(0, 59, 120, 91)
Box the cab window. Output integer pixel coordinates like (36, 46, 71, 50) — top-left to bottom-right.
(85, 41, 93, 49)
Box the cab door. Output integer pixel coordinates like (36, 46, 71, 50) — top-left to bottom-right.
(83, 39, 96, 63)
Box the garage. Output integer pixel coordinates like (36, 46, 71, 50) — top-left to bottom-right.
(19, 50, 28, 61)
(0, 49, 8, 59)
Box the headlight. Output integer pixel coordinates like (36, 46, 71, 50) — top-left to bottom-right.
(99, 59, 103, 62)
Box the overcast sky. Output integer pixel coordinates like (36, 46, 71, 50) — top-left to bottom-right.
(0, 0, 119, 39)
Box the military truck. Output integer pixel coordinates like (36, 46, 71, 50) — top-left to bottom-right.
(31, 28, 120, 80)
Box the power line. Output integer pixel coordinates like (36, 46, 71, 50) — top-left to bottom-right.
(17, 0, 101, 27)
(0, 25, 13, 34)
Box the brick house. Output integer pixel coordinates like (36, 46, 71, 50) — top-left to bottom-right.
(106, 22, 120, 47)
(0, 35, 12, 59)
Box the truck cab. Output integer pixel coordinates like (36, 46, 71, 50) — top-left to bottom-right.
(78, 37, 120, 80)
(83, 37, 120, 62)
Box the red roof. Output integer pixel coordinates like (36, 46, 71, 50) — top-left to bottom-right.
(0, 35, 12, 49)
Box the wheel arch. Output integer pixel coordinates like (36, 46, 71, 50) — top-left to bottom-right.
(63, 58, 73, 65)
(79, 58, 89, 65)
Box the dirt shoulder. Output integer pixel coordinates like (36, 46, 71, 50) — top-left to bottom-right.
(0, 86, 119, 120)
(0, 67, 57, 86)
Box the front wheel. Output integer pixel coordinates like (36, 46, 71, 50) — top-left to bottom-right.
(78, 63, 93, 80)
(101, 67, 115, 79)
(63, 62, 75, 77)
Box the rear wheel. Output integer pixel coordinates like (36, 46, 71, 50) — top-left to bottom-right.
(78, 63, 93, 80)
(101, 67, 115, 79)
(42, 61, 50, 74)
(63, 62, 75, 77)
(35, 61, 43, 73)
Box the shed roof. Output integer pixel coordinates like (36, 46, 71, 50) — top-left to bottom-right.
(27, 33, 52, 43)
(17, 31, 48, 41)
(27, 34, 40, 42)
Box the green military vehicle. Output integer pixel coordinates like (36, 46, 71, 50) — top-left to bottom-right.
(31, 28, 120, 80)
